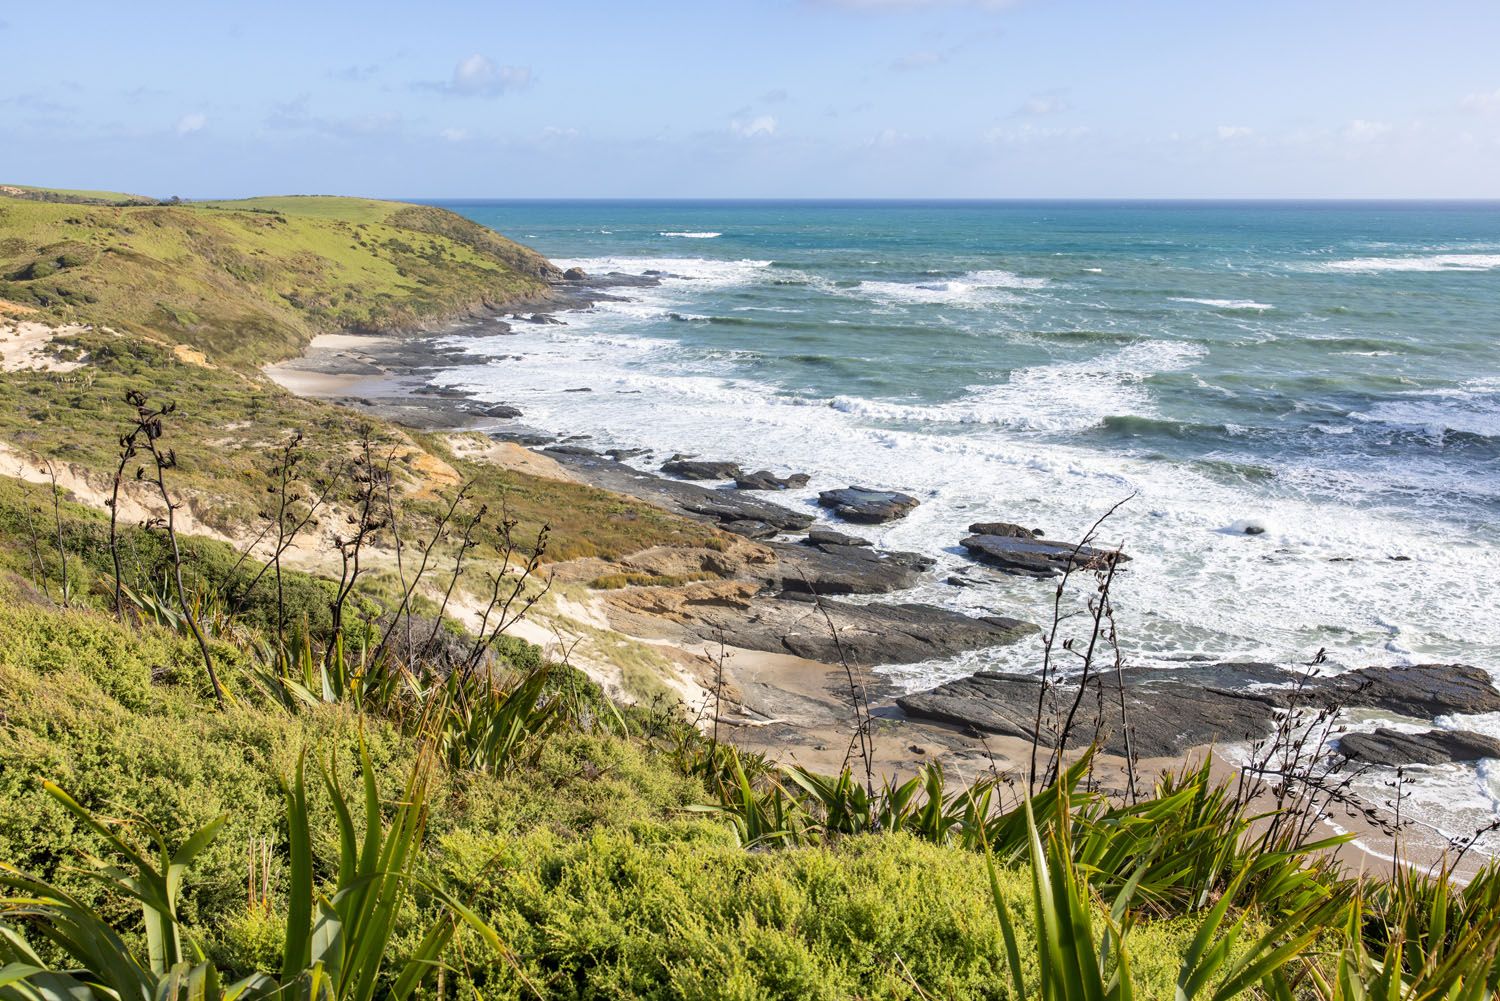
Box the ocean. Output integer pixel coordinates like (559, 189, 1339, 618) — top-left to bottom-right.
(429, 199, 1500, 839)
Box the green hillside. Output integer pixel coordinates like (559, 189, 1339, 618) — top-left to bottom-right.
(0, 187, 559, 367)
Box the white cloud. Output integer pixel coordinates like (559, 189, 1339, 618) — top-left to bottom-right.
(448, 54, 532, 96)
(541, 125, 579, 140)
(1344, 119, 1392, 142)
(1015, 93, 1070, 116)
(870, 127, 911, 147)
(1216, 125, 1252, 140)
(985, 123, 1089, 144)
(176, 112, 207, 135)
(1460, 89, 1500, 113)
(730, 114, 777, 138)
(439, 128, 469, 142)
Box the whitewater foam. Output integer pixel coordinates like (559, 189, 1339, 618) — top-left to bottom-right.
(659, 231, 722, 238)
(1309, 253, 1500, 274)
(1171, 297, 1275, 310)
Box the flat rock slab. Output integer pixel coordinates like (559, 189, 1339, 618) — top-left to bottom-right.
(805, 528, 872, 548)
(760, 541, 934, 595)
(896, 662, 1500, 759)
(961, 534, 1128, 578)
(662, 459, 744, 480)
(606, 582, 1037, 666)
(1338, 728, 1500, 767)
(818, 487, 920, 524)
(736, 470, 811, 491)
(541, 449, 814, 532)
(728, 598, 1037, 666)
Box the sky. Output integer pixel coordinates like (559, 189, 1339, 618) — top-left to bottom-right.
(3, 0, 1499, 199)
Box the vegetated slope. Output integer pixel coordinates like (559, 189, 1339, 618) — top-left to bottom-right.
(0, 592, 1209, 999)
(0, 187, 560, 367)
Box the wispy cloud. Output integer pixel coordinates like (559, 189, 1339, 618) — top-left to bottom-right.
(439, 127, 469, 142)
(730, 114, 778, 138)
(332, 63, 381, 82)
(1216, 125, 1252, 140)
(176, 112, 207, 135)
(1014, 91, 1070, 116)
(266, 97, 402, 139)
(418, 54, 532, 97)
(761, 88, 790, 103)
(1344, 119, 1392, 142)
(1460, 88, 1500, 113)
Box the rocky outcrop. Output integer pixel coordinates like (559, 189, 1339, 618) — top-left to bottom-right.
(480, 404, 523, 419)
(562, 266, 587, 280)
(896, 662, 1500, 759)
(1338, 728, 1500, 767)
(722, 519, 780, 540)
(805, 528, 872, 548)
(1319, 664, 1500, 719)
(662, 458, 744, 481)
(818, 487, 920, 524)
(604, 581, 1036, 666)
(759, 541, 934, 595)
(541, 450, 815, 532)
(960, 534, 1127, 578)
(968, 521, 1042, 539)
(736, 470, 811, 491)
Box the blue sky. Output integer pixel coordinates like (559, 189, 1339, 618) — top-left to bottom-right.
(3, 1, 1499, 199)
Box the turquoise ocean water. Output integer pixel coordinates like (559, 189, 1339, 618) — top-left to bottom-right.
(432, 200, 1500, 836)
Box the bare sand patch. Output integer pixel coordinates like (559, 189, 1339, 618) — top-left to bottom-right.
(0, 321, 90, 373)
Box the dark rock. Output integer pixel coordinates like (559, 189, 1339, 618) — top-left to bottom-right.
(562, 266, 587, 280)
(818, 486, 920, 524)
(805, 528, 872, 548)
(896, 661, 1500, 760)
(722, 520, 780, 540)
(1338, 728, 1500, 767)
(898, 663, 1293, 756)
(1323, 664, 1500, 719)
(522, 313, 564, 325)
(481, 404, 523, 419)
(540, 449, 815, 532)
(716, 599, 1036, 665)
(606, 447, 649, 460)
(736, 470, 812, 491)
(968, 521, 1041, 539)
(563, 387, 593, 393)
(760, 541, 929, 596)
(961, 534, 1128, 578)
(544, 444, 599, 457)
(662, 459, 744, 480)
(1243, 525, 1266, 536)
(489, 430, 555, 447)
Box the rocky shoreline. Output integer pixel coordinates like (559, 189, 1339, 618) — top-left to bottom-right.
(263, 267, 1500, 867)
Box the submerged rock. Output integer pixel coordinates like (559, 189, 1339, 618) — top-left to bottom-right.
(960, 534, 1128, 578)
(818, 486, 920, 524)
(736, 470, 812, 491)
(1338, 728, 1500, 767)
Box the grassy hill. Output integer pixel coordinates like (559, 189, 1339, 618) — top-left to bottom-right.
(0, 187, 559, 367)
